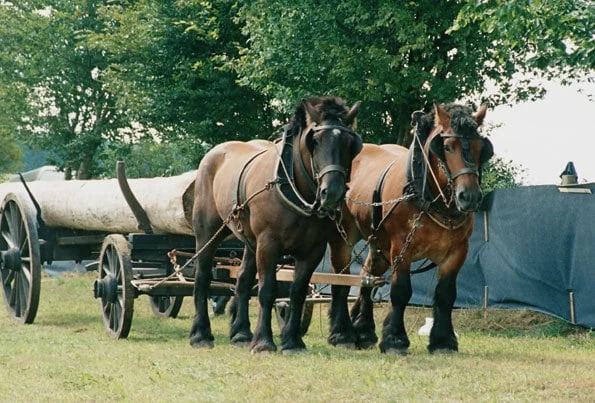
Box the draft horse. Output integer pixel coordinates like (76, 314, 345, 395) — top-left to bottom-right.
(190, 96, 362, 354)
(327, 103, 493, 354)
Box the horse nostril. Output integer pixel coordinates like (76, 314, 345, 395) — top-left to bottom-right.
(457, 190, 470, 203)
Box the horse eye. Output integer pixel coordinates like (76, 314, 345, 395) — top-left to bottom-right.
(444, 143, 453, 153)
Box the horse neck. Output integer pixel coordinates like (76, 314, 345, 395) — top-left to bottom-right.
(292, 131, 317, 202)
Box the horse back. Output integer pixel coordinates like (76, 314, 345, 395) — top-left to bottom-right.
(194, 140, 273, 216)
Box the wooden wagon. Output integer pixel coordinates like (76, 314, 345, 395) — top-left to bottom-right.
(0, 163, 385, 338)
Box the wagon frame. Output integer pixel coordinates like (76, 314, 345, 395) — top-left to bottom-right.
(0, 162, 385, 339)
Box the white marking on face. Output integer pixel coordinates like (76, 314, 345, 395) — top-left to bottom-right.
(332, 129, 341, 136)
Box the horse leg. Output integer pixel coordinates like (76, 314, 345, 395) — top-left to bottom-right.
(249, 244, 280, 354)
(189, 232, 228, 348)
(350, 252, 385, 349)
(379, 269, 412, 355)
(350, 286, 378, 349)
(229, 246, 256, 346)
(281, 249, 324, 353)
(189, 181, 231, 348)
(328, 236, 358, 348)
(429, 272, 458, 353)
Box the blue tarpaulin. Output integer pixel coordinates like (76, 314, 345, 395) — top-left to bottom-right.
(319, 183, 595, 328)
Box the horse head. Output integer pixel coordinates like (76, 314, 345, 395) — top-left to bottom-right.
(422, 103, 493, 212)
(299, 97, 363, 213)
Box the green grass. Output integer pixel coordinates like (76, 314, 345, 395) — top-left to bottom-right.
(0, 272, 593, 402)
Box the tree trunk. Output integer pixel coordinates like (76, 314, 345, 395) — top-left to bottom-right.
(0, 171, 197, 235)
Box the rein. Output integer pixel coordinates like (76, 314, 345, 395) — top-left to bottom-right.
(275, 123, 353, 218)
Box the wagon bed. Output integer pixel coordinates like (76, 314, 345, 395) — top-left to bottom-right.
(0, 162, 384, 338)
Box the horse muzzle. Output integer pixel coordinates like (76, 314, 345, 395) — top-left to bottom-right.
(316, 168, 348, 212)
(455, 187, 483, 212)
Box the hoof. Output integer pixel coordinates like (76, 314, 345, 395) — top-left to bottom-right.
(357, 340, 377, 350)
(384, 347, 409, 356)
(327, 333, 357, 347)
(379, 335, 409, 354)
(230, 331, 252, 346)
(190, 339, 214, 349)
(250, 340, 277, 355)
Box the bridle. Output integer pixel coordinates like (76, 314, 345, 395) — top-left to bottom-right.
(305, 124, 360, 185)
(435, 132, 483, 182)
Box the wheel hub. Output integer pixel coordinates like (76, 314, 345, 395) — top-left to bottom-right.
(0, 248, 22, 272)
(93, 274, 119, 303)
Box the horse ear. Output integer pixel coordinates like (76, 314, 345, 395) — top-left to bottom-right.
(474, 104, 488, 126)
(433, 102, 450, 129)
(345, 101, 361, 127)
(480, 137, 494, 164)
(303, 100, 321, 125)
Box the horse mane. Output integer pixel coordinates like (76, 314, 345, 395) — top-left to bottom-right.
(288, 96, 350, 135)
(414, 103, 481, 140)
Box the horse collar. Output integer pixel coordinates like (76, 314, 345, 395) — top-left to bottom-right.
(273, 125, 322, 217)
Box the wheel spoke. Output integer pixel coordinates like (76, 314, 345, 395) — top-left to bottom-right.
(18, 271, 29, 317)
(21, 264, 32, 284)
(3, 270, 15, 287)
(1, 228, 16, 249)
(9, 278, 16, 307)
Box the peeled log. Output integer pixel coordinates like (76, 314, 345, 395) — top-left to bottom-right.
(0, 171, 197, 235)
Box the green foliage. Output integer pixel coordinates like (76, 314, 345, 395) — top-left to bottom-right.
(95, 139, 203, 179)
(481, 156, 526, 192)
(452, 0, 594, 102)
(85, 0, 271, 146)
(234, 0, 593, 146)
(0, 0, 591, 183)
(235, 0, 490, 145)
(0, 1, 132, 179)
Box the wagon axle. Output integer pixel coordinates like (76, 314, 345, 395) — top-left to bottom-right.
(93, 275, 119, 303)
(0, 248, 21, 272)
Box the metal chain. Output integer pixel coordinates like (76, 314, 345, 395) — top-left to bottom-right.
(345, 192, 415, 207)
(152, 180, 278, 290)
(391, 210, 425, 273)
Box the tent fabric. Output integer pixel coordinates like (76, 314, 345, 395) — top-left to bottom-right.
(318, 183, 595, 329)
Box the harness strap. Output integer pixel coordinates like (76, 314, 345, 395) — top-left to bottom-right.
(233, 148, 269, 253)
(371, 160, 397, 231)
(316, 164, 346, 180)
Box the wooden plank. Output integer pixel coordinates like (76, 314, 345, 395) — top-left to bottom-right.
(221, 264, 384, 288)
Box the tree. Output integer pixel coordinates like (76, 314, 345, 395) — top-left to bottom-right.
(482, 157, 526, 192)
(0, 1, 271, 179)
(0, 1, 131, 179)
(84, 0, 271, 168)
(233, 0, 594, 146)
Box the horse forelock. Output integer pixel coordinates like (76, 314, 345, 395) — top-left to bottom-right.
(442, 104, 479, 137)
(290, 96, 350, 130)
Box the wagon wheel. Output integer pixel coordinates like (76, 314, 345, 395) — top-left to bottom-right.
(149, 295, 183, 318)
(95, 234, 134, 339)
(0, 193, 41, 324)
(274, 299, 314, 336)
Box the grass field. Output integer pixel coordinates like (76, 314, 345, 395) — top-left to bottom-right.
(0, 271, 593, 402)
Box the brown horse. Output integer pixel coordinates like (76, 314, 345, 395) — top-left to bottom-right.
(327, 103, 493, 354)
(190, 96, 362, 353)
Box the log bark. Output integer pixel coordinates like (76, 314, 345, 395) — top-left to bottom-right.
(0, 171, 197, 235)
